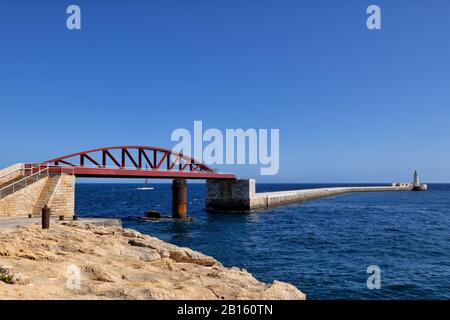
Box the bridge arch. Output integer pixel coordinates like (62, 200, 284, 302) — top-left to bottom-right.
(39, 146, 235, 180)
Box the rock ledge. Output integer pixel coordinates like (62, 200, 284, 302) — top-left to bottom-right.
(0, 222, 306, 300)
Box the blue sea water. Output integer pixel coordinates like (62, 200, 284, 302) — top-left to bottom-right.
(75, 183, 450, 300)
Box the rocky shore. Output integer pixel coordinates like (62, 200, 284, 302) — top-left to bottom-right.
(0, 222, 305, 300)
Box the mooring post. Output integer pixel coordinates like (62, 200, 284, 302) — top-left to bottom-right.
(42, 205, 51, 229)
(172, 179, 187, 219)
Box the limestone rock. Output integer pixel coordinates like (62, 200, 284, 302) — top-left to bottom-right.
(0, 222, 306, 300)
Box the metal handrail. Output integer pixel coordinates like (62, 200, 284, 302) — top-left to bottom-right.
(0, 165, 50, 199)
(0, 166, 25, 180)
(40, 164, 232, 176)
(39, 163, 215, 173)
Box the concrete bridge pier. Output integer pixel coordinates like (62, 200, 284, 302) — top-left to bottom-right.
(206, 179, 254, 211)
(172, 179, 187, 218)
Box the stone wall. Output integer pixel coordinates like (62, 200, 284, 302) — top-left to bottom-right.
(0, 177, 48, 217)
(47, 174, 75, 217)
(0, 174, 75, 218)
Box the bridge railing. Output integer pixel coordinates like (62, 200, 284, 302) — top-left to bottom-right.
(41, 163, 217, 173)
(0, 166, 24, 181)
(0, 164, 41, 180)
(64, 165, 239, 177)
(24, 164, 75, 176)
(0, 165, 50, 199)
(0, 164, 76, 199)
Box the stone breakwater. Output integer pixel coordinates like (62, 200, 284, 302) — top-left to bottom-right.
(206, 179, 412, 211)
(250, 185, 412, 209)
(0, 222, 305, 300)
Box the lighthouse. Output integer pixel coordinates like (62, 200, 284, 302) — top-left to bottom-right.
(412, 170, 427, 191)
(413, 170, 420, 187)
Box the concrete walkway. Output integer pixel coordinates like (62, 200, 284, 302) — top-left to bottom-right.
(250, 185, 412, 209)
(0, 217, 121, 232)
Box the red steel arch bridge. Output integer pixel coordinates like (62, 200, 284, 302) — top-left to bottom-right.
(26, 146, 236, 180)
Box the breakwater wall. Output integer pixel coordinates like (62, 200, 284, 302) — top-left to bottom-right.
(206, 179, 412, 211)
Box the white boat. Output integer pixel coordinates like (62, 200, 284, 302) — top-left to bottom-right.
(137, 178, 154, 190)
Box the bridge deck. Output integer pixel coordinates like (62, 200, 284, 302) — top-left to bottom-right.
(68, 167, 236, 179)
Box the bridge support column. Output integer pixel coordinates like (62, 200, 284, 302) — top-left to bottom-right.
(206, 179, 255, 212)
(172, 179, 187, 218)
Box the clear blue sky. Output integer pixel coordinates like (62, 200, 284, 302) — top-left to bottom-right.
(1, 0, 449, 183)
